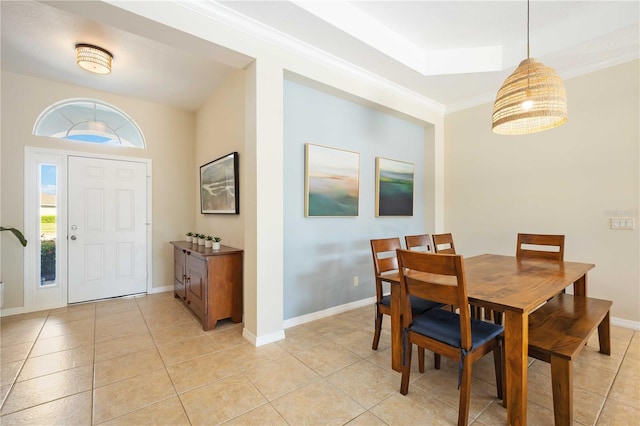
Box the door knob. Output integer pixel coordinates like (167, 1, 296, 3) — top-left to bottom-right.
(70, 235, 77, 240)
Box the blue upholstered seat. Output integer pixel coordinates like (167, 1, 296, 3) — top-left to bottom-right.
(380, 295, 445, 314)
(410, 308, 504, 349)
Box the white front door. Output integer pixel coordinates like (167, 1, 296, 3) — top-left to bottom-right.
(68, 156, 148, 303)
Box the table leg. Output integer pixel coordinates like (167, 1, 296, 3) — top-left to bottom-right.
(505, 310, 528, 426)
(391, 283, 402, 372)
(573, 273, 587, 296)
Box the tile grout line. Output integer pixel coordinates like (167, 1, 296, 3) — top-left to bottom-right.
(0, 309, 51, 415)
(137, 295, 192, 425)
(592, 331, 635, 425)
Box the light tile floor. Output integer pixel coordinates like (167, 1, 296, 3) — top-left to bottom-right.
(1, 292, 638, 425)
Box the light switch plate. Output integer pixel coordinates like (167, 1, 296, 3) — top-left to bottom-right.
(610, 217, 635, 230)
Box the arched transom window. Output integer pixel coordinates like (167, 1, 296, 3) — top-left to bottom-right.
(33, 98, 145, 148)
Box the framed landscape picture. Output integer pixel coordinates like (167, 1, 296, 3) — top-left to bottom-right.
(305, 143, 360, 217)
(200, 152, 239, 214)
(375, 157, 414, 216)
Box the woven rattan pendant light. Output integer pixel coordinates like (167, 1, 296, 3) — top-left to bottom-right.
(492, 0, 567, 135)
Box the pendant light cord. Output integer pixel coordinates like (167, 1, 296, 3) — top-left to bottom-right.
(527, 0, 530, 59)
(526, 0, 531, 93)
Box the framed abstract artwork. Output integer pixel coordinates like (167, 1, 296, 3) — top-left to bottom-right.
(200, 152, 239, 214)
(375, 157, 414, 216)
(305, 143, 360, 217)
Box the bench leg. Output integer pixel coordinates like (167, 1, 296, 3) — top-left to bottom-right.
(598, 311, 611, 356)
(550, 356, 572, 426)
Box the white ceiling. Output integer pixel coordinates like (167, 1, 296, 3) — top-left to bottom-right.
(2, 1, 638, 112)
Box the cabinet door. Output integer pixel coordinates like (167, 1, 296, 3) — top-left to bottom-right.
(186, 254, 207, 321)
(174, 248, 186, 300)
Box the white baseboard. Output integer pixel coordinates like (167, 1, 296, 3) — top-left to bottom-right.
(612, 316, 640, 331)
(242, 327, 285, 347)
(148, 285, 173, 294)
(238, 296, 376, 347)
(0, 306, 27, 317)
(283, 296, 375, 329)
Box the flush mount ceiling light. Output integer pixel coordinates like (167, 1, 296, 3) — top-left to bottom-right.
(75, 44, 113, 75)
(491, 0, 567, 135)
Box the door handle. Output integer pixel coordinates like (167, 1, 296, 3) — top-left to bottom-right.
(70, 235, 77, 240)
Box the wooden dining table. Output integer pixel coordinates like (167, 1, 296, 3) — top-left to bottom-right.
(380, 253, 595, 426)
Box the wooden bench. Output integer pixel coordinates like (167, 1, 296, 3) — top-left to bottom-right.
(527, 293, 612, 426)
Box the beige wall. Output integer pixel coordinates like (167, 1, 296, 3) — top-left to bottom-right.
(444, 60, 640, 323)
(194, 69, 246, 250)
(0, 71, 196, 309)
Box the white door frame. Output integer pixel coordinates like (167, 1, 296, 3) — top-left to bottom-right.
(24, 146, 152, 312)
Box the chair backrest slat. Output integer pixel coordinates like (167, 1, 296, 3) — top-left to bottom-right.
(516, 233, 565, 261)
(432, 233, 456, 254)
(371, 238, 401, 275)
(405, 234, 433, 252)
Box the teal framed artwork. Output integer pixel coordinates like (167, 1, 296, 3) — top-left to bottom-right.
(375, 157, 414, 216)
(305, 143, 360, 217)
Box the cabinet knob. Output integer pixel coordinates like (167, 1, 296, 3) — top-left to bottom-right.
(187, 300, 191, 305)
(182, 250, 186, 253)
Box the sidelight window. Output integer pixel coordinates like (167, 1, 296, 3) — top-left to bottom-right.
(39, 164, 57, 287)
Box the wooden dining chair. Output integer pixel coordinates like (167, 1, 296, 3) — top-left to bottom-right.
(516, 233, 565, 261)
(431, 233, 482, 319)
(432, 233, 456, 254)
(493, 233, 567, 325)
(396, 249, 503, 426)
(370, 238, 444, 351)
(405, 234, 434, 252)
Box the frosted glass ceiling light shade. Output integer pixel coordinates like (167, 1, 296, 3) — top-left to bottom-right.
(75, 44, 112, 74)
(491, 0, 567, 135)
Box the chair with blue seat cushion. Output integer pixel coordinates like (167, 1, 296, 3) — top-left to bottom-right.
(370, 238, 444, 352)
(396, 249, 503, 426)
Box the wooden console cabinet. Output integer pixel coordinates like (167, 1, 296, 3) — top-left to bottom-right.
(171, 241, 243, 330)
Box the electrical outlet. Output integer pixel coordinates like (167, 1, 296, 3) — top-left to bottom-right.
(353, 276, 359, 287)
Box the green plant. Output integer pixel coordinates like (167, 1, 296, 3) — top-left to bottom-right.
(41, 240, 56, 277)
(206, 235, 213, 241)
(213, 236, 221, 242)
(186, 232, 193, 237)
(1, 227, 27, 247)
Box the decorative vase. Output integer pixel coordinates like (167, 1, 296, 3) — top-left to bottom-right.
(186, 236, 192, 243)
(212, 242, 221, 250)
(199, 238, 205, 245)
(205, 240, 212, 248)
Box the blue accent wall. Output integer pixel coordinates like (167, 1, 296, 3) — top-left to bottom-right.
(283, 80, 427, 319)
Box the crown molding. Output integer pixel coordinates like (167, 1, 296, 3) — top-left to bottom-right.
(175, 0, 445, 114)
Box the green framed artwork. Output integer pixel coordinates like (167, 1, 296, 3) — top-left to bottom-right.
(375, 157, 414, 216)
(305, 143, 360, 217)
